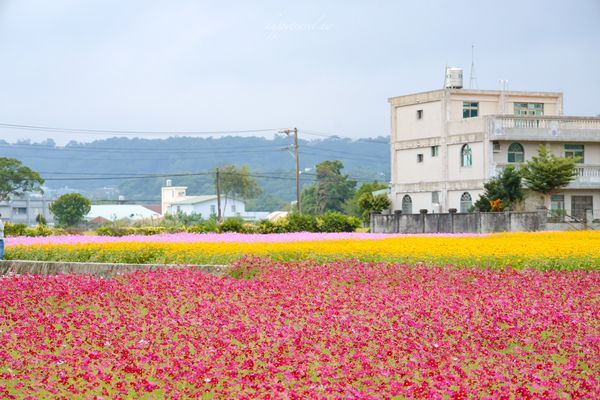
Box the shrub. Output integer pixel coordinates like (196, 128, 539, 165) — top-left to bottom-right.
(219, 217, 245, 233)
(95, 226, 130, 237)
(287, 213, 319, 232)
(5, 222, 27, 237)
(317, 211, 361, 233)
(256, 219, 289, 234)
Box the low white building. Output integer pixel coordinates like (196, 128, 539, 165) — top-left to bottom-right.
(167, 195, 245, 219)
(86, 204, 160, 222)
(161, 181, 269, 220)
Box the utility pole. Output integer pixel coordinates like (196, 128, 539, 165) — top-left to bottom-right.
(215, 168, 222, 222)
(281, 127, 301, 213)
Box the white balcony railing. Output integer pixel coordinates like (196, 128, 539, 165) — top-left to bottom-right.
(491, 115, 600, 130)
(496, 164, 600, 187)
(575, 165, 600, 180)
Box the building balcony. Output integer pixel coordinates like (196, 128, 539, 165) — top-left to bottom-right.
(489, 115, 600, 142)
(496, 163, 600, 189)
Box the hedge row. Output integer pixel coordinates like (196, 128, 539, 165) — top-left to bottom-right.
(95, 212, 361, 236)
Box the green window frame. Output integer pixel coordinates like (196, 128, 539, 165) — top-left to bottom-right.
(431, 145, 439, 157)
(463, 102, 479, 118)
(514, 102, 544, 116)
(507, 142, 524, 163)
(564, 144, 584, 163)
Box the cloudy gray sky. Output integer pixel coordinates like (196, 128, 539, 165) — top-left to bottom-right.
(0, 0, 598, 144)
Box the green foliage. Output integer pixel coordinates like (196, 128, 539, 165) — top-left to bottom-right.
(317, 211, 361, 233)
(5, 222, 65, 237)
(357, 192, 391, 223)
(299, 185, 320, 215)
(35, 213, 47, 225)
(474, 165, 524, 212)
(315, 160, 356, 214)
(255, 219, 290, 234)
(219, 217, 245, 233)
(4, 222, 27, 237)
(0, 157, 45, 201)
(520, 145, 578, 207)
(287, 213, 319, 232)
(346, 182, 389, 217)
(162, 211, 203, 227)
(217, 164, 262, 202)
(49, 193, 91, 227)
(301, 160, 357, 215)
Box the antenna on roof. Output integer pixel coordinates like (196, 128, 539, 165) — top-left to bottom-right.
(469, 44, 478, 89)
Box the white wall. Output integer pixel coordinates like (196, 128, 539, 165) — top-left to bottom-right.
(394, 101, 443, 141)
(169, 198, 246, 219)
(447, 141, 486, 181)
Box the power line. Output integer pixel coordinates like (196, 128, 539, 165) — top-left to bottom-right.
(302, 129, 389, 144)
(0, 122, 282, 136)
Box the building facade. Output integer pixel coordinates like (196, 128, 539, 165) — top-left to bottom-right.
(389, 87, 600, 220)
(0, 193, 55, 225)
(160, 181, 268, 220)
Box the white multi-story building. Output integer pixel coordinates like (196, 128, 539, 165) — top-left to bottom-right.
(389, 71, 600, 220)
(0, 193, 55, 225)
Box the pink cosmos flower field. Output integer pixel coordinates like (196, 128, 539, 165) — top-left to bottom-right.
(6, 231, 484, 247)
(1, 258, 598, 398)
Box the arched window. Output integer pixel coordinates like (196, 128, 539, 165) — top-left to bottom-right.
(460, 192, 472, 213)
(461, 144, 472, 167)
(401, 195, 413, 214)
(507, 142, 524, 163)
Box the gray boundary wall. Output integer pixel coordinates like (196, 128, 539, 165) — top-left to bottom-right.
(0, 260, 228, 277)
(370, 211, 547, 234)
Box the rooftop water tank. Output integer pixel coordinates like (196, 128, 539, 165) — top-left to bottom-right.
(445, 67, 463, 89)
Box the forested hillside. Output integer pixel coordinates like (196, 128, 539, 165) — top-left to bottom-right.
(0, 135, 390, 211)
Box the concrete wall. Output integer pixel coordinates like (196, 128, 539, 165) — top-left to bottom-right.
(371, 211, 547, 234)
(0, 260, 228, 277)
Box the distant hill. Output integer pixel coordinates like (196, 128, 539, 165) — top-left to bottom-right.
(0, 135, 390, 211)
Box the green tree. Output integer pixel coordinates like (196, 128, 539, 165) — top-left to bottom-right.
(314, 160, 356, 214)
(0, 158, 44, 201)
(346, 181, 389, 217)
(49, 193, 91, 227)
(215, 164, 262, 217)
(473, 165, 524, 211)
(299, 184, 320, 215)
(520, 145, 578, 208)
(357, 193, 391, 224)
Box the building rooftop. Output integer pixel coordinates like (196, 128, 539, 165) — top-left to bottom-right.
(170, 195, 218, 205)
(388, 88, 563, 104)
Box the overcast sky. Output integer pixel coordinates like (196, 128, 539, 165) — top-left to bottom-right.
(0, 0, 598, 145)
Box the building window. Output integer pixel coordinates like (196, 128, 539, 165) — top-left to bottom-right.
(176, 206, 181, 213)
(492, 141, 500, 152)
(210, 205, 216, 214)
(417, 154, 423, 163)
(401, 195, 413, 214)
(564, 144, 584, 163)
(463, 102, 479, 118)
(231, 204, 236, 213)
(12, 207, 27, 215)
(507, 142, 524, 163)
(431, 145, 439, 157)
(461, 144, 472, 167)
(514, 103, 544, 116)
(431, 191, 440, 204)
(550, 195, 564, 210)
(416, 109, 423, 119)
(460, 192, 472, 213)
